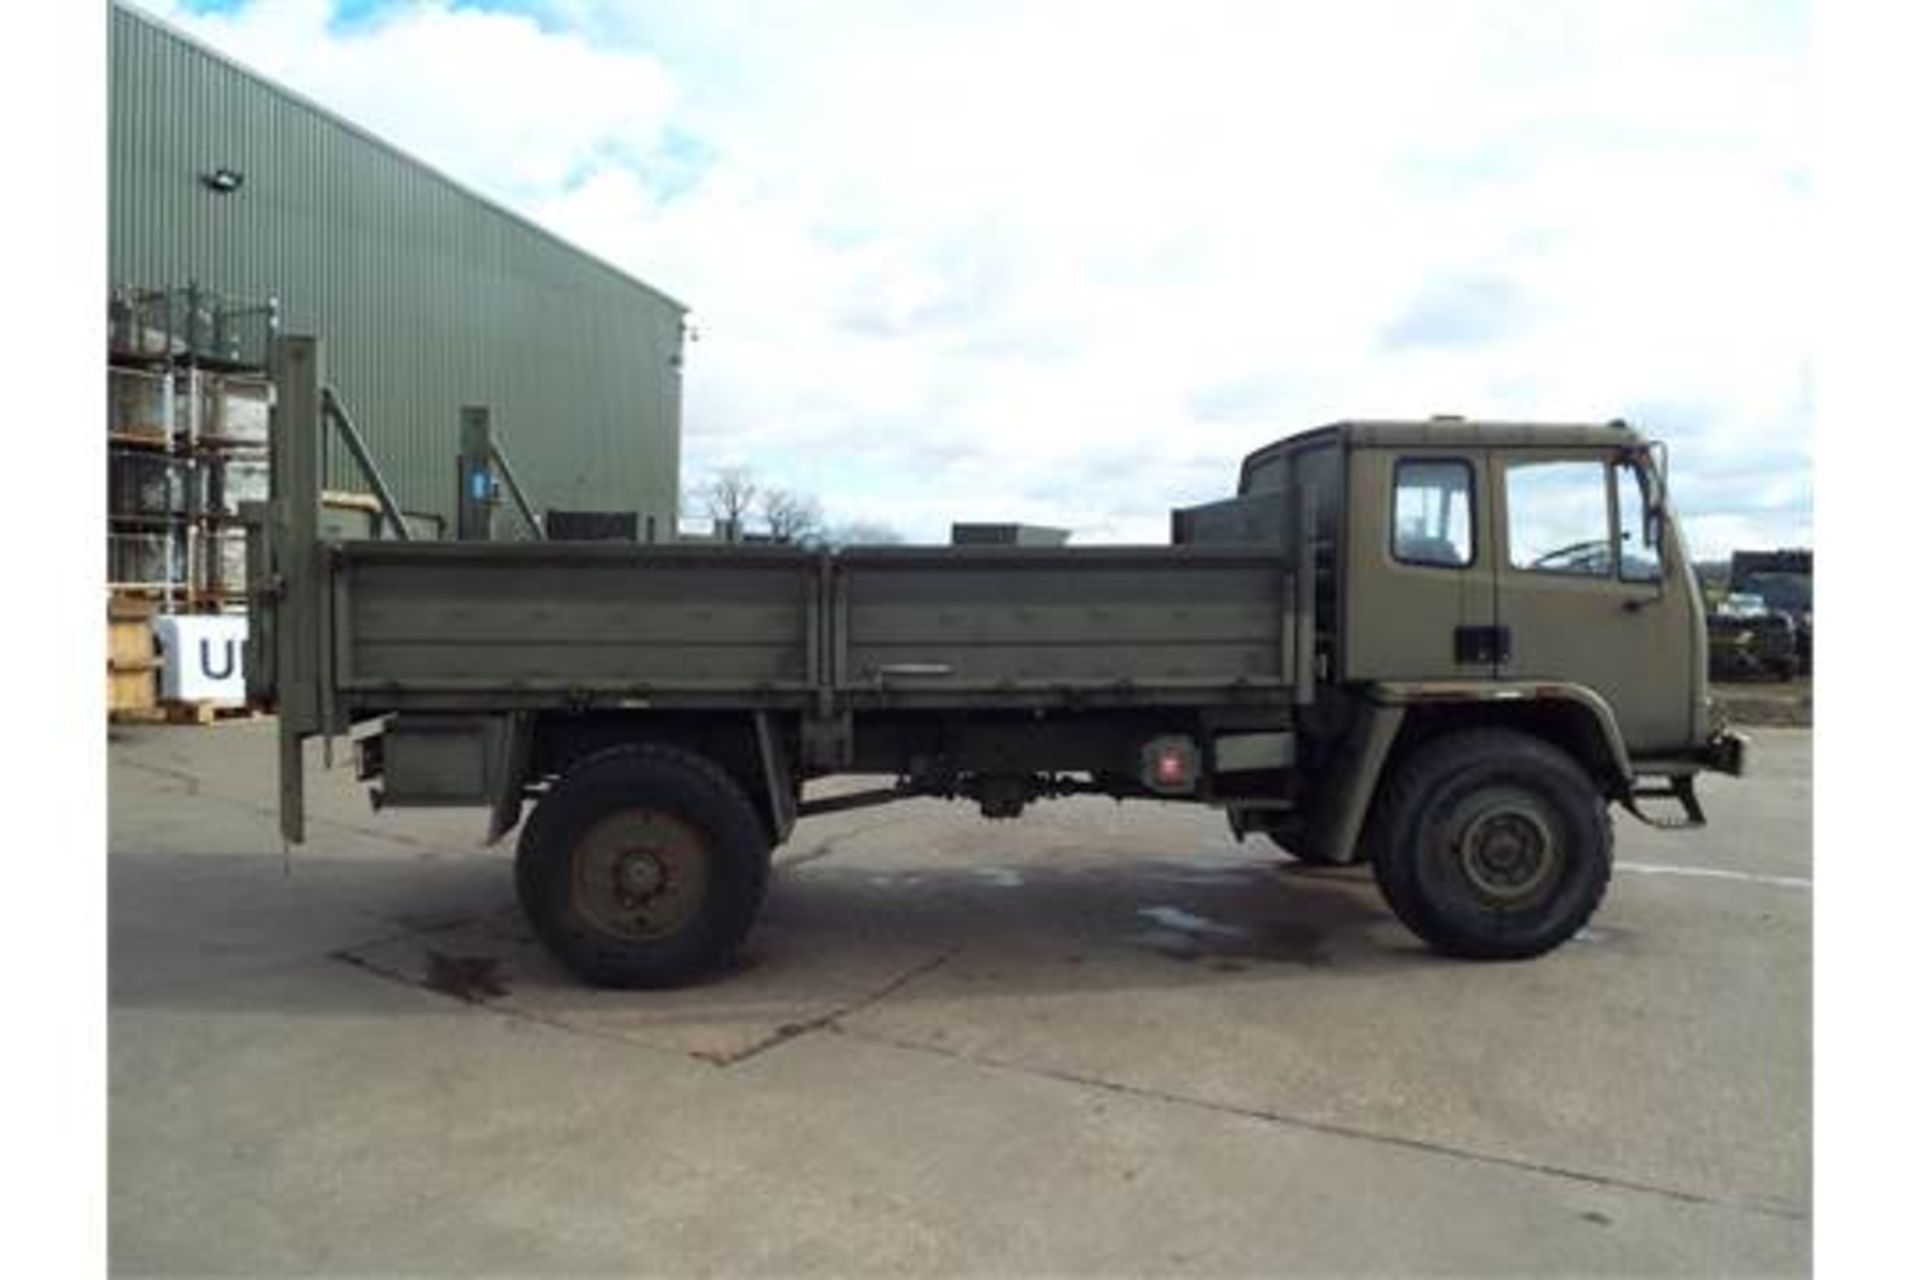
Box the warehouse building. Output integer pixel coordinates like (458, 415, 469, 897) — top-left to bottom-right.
(108, 0, 687, 540)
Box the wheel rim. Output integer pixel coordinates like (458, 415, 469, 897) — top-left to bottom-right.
(1450, 785, 1564, 911)
(571, 808, 712, 941)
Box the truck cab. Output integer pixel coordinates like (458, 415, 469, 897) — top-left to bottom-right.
(1237, 419, 1716, 757)
(1177, 417, 1742, 879)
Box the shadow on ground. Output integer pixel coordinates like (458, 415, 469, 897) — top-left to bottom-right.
(110, 840, 1439, 1059)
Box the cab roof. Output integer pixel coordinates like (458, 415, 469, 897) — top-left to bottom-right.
(1282, 417, 1645, 450)
(1239, 418, 1648, 488)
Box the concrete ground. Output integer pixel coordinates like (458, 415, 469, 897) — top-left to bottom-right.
(110, 723, 1810, 1276)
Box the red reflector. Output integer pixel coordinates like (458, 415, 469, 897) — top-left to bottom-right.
(1155, 748, 1188, 785)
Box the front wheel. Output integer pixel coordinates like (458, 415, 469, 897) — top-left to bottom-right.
(515, 743, 771, 988)
(1372, 729, 1611, 960)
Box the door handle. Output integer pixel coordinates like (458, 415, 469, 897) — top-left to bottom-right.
(873, 662, 954, 688)
(1622, 599, 1648, 615)
(1454, 626, 1510, 665)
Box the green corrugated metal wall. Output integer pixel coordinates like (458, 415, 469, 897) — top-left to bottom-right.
(108, 3, 685, 536)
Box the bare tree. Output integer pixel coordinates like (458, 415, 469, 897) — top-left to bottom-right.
(761, 487, 825, 545)
(689, 467, 891, 547)
(694, 466, 758, 541)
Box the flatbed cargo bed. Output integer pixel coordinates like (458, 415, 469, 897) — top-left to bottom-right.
(316, 539, 1304, 716)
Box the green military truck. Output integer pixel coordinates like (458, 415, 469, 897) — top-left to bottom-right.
(249, 338, 1745, 987)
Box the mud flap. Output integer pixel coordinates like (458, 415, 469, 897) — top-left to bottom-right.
(1303, 701, 1406, 864)
(486, 712, 535, 844)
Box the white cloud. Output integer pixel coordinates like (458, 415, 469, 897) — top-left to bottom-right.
(130, 1, 1811, 554)
(140, 1, 677, 196)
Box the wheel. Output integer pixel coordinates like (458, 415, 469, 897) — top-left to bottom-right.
(515, 743, 771, 988)
(1371, 729, 1611, 960)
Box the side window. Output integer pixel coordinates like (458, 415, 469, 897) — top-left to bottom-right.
(1393, 459, 1474, 567)
(1506, 460, 1613, 576)
(1615, 461, 1661, 583)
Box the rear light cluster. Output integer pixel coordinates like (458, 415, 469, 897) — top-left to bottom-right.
(1140, 735, 1200, 795)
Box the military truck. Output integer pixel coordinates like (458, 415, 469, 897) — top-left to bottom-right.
(248, 339, 1746, 987)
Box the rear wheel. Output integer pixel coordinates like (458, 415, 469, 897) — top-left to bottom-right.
(515, 744, 771, 988)
(1372, 729, 1611, 960)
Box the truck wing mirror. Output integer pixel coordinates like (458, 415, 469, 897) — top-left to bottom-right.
(1615, 446, 1668, 589)
(1639, 442, 1669, 513)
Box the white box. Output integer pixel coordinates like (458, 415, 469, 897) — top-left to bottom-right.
(153, 614, 248, 704)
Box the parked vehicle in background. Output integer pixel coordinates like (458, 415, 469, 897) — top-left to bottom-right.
(247, 337, 1747, 988)
(1708, 595, 1800, 680)
(1729, 550, 1812, 674)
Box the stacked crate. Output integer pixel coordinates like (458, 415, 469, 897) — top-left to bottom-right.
(108, 284, 276, 603)
(106, 594, 159, 718)
(108, 284, 278, 718)
(106, 353, 187, 601)
(199, 373, 272, 601)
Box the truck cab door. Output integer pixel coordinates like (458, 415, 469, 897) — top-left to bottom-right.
(1491, 450, 1694, 752)
(1343, 447, 1499, 680)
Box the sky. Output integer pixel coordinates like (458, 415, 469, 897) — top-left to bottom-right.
(132, 0, 1812, 555)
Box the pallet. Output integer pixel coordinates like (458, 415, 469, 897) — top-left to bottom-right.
(108, 430, 173, 451)
(109, 701, 261, 727)
(159, 700, 260, 726)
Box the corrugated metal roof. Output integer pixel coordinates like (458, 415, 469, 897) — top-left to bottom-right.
(111, 1, 686, 314)
(109, 1, 685, 533)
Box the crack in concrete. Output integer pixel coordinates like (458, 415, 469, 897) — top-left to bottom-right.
(328, 927, 962, 1072)
(115, 758, 205, 797)
(329, 947, 655, 1055)
(113, 757, 449, 853)
(698, 948, 961, 1068)
(774, 811, 928, 871)
(774, 838, 845, 872)
(831, 1026, 1810, 1225)
(334, 913, 510, 955)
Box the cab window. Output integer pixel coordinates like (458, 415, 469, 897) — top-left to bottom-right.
(1616, 461, 1662, 583)
(1506, 460, 1613, 576)
(1393, 459, 1474, 567)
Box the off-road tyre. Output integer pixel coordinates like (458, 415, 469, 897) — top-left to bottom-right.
(515, 743, 772, 988)
(1371, 729, 1611, 960)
